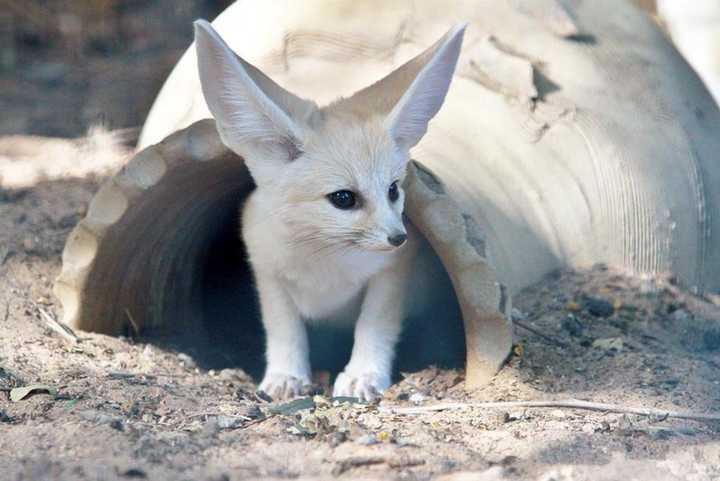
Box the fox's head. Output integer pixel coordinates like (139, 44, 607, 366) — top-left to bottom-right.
(194, 20, 464, 253)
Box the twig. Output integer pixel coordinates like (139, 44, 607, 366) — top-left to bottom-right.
(332, 456, 386, 476)
(660, 280, 720, 321)
(379, 399, 720, 423)
(124, 308, 140, 337)
(513, 320, 569, 348)
(37, 304, 78, 344)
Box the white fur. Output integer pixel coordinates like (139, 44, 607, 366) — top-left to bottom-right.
(386, 24, 466, 150)
(194, 20, 465, 400)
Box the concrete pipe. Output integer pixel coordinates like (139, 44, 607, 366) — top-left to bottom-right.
(55, 119, 512, 388)
(138, 0, 720, 296)
(55, 0, 720, 388)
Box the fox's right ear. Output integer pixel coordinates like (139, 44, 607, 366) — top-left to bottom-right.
(194, 20, 316, 181)
(385, 25, 465, 151)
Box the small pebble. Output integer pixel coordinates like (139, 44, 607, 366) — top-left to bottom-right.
(377, 431, 394, 443)
(237, 405, 263, 420)
(110, 419, 124, 431)
(584, 296, 614, 317)
(409, 392, 428, 404)
(177, 353, 196, 368)
(582, 423, 597, 434)
(216, 415, 244, 430)
(22, 237, 35, 251)
(561, 315, 583, 337)
(566, 301, 582, 312)
(592, 337, 623, 351)
(670, 309, 690, 322)
(328, 431, 347, 447)
(120, 468, 147, 479)
(639, 278, 660, 294)
(495, 411, 511, 424)
(355, 434, 379, 445)
(508, 410, 525, 421)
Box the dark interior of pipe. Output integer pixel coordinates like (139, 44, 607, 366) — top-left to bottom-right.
(126, 160, 466, 382)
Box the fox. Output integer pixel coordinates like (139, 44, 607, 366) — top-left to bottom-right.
(193, 19, 465, 400)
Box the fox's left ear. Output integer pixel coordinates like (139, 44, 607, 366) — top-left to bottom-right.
(193, 20, 316, 176)
(385, 25, 466, 150)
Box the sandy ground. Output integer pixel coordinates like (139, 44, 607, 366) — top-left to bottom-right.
(2, 2, 720, 479)
(1, 164, 720, 481)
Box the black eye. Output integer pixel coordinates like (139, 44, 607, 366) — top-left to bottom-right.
(328, 190, 357, 210)
(388, 181, 400, 202)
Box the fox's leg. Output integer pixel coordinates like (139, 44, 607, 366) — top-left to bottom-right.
(255, 272, 311, 399)
(333, 265, 407, 401)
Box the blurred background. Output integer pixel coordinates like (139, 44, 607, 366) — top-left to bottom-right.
(0, 0, 232, 139)
(2, 0, 719, 143)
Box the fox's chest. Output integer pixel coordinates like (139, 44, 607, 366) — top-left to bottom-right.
(277, 249, 393, 322)
(285, 273, 364, 322)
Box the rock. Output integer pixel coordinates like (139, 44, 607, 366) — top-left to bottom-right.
(584, 296, 614, 317)
(236, 404, 263, 420)
(493, 411, 511, 425)
(376, 431, 394, 443)
(217, 368, 251, 382)
(176, 353, 196, 368)
(561, 315, 583, 337)
(592, 337, 623, 351)
(22, 237, 36, 252)
(566, 301, 582, 312)
(120, 468, 147, 478)
(670, 309, 690, 322)
(507, 410, 526, 422)
(639, 278, 660, 294)
(409, 392, 428, 404)
(581, 423, 598, 434)
(511, 308, 527, 321)
(355, 434, 379, 445)
(328, 431, 348, 447)
(216, 415, 244, 430)
(78, 410, 122, 426)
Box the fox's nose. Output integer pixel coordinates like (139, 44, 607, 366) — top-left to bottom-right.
(387, 233, 407, 247)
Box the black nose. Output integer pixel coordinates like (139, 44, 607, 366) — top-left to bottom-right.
(387, 233, 407, 247)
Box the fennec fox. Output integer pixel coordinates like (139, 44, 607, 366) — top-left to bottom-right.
(194, 20, 465, 400)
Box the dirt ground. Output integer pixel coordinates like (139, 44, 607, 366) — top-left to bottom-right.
(2, 1, 720, 479)
(2, 169, 720, 480)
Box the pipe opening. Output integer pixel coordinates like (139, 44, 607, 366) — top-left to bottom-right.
(133, 172, 465, 382)
(57, 125, 475, 384)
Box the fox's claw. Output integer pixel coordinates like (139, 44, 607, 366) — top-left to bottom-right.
(333, 371, 390, 401)
(259, 372, 311, 400)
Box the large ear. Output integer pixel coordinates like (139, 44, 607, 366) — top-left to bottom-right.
(385, 25, 466, 150)
(193, 20, 315, 161)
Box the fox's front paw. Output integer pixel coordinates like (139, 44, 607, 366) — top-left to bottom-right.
(259, 372, 311, 400)
(333, 370, 390, 401)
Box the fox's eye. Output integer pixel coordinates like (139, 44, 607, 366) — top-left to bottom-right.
(388, 181, 399, 202)
(328, 190, 357, 210)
